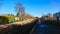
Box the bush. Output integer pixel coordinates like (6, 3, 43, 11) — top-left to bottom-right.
(0, 16, 8, 24)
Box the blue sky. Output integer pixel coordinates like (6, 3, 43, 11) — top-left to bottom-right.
(0, 0, 60, 17)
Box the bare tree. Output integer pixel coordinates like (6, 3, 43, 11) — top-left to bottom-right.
(16, 2, 25, 16)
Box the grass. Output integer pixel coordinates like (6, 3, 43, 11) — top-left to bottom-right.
(7, 16, 15, 22)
